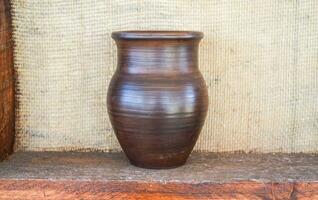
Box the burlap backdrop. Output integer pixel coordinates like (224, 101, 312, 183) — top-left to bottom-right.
(12, 0, 318, 153)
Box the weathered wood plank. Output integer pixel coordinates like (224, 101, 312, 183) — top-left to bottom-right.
(0, 0, 14, 161)
(0, 152, 317, 199)
(1, 152, 318, 182)
(0, 179, 317, 199)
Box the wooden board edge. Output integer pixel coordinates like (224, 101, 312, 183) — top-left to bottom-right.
(0, 0, 15, 161)
(0, 180, 317, 199)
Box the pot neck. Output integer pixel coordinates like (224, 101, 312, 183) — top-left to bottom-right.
(114, 39, 201, 75)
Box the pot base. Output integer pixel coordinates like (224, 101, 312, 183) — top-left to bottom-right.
(129, 159, 187, 169)
(123, 147, 193, 169)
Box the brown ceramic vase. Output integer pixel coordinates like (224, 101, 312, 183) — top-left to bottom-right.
(107, 31, 208, 169)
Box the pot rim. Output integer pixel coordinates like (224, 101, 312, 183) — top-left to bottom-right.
(112, 31, 203, 40)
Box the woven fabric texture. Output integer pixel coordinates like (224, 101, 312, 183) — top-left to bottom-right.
(12, 0, 318, 153)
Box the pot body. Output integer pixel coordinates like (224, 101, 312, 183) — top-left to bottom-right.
(107, 31, 208, 169)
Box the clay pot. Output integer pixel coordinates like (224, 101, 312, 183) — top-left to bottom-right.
(107, 31, 208, 169)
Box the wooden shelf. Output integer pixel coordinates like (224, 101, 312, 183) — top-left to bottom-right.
(0, 152, 317, 199)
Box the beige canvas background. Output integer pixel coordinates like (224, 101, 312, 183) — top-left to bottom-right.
(12, 0, 318, 153)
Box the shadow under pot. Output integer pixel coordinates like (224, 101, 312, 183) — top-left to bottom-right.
(107, 31, 208, 169)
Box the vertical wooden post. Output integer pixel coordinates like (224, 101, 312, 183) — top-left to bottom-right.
(0, 0, 14, 161)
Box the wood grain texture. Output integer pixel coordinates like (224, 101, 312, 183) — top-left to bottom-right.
(0, 180, 317, 200)
(0, 152, 317, 199)
(108, 31, 208, 168)
(0, 0, 14, 161)
(1, 152, 317, 182)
